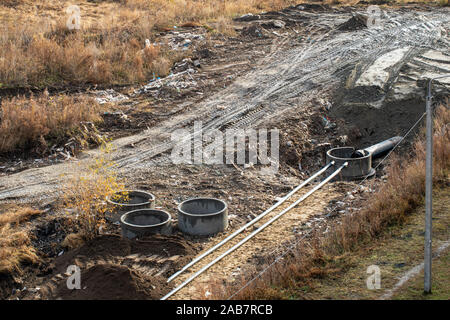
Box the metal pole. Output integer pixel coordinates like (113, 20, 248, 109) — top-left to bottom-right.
(167, 161, 335, 282)
(424, 74, 450, 294)
(161, 162, 348, 300)
(424, 79, 433, 294)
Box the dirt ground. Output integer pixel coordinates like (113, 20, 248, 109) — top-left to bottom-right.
(0, 2, 449, 300)
(31, 234, 194, 300)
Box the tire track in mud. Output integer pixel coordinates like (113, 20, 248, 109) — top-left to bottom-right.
(103, 10, 449, 168)
(0, 8, 449, 202)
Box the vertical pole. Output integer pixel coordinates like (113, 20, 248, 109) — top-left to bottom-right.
(424, 79, 433, 294)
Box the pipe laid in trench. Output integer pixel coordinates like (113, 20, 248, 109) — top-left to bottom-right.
(353, 136, 402, 159)
(363, 136, 402, 158)
(167, 161, 335, 283)
(161, 162, 348, 300)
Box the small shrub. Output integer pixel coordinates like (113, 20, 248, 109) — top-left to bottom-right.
(61, 143, 126, 242)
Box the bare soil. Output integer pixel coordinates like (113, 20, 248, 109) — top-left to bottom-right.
(11, 234, 196, 300)
(54, 264, 170, 300)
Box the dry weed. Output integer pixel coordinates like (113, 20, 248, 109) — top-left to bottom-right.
(0, 206, 42, 274)
(0, 93, 104, 154)
(61, 143, 126, 242)
(0, 207, 41, 227)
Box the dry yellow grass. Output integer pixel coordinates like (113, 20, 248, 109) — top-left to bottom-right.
(0, 0, 300, 88)
(61, 232, 86, 250)
(0, 224, 39, 274)
(0, 25, 169, 87)
(0, 207, 42, 227)
(0, 93, 104, 154)
(0, 207, 42, 274)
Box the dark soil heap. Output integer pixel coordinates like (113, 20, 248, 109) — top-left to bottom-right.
(34, 235, 195, 300)
(338, 14, 368, 31)
(54, 264, 171, 300)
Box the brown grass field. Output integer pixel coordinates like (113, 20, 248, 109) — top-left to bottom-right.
(0, 0, 446, 89)
(0, 93, 104, 154)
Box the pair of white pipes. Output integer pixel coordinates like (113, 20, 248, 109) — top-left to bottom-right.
(161, 161, 347, 300)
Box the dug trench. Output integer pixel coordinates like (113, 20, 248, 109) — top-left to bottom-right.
(1, 3, 449, 300)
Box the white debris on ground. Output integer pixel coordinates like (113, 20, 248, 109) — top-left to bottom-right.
(355, 47, 411, 88)
(131, 30, 206, 96)
(134, 68, 198, 96)
(167, 31, 205, 51)
(150, 31, 205, 51)
(94, 89, 129, 105)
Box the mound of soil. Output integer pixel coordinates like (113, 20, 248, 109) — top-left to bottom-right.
(54, 264, 171, 300)
(28, 234, 197, 300)
(241, 25, 266, 38)
(56, 234, 195, 265)
(338, 14, 368, 31)
(330, 98, 427, 148)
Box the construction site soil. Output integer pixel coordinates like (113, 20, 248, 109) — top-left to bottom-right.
(0, 2, 449, 300)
